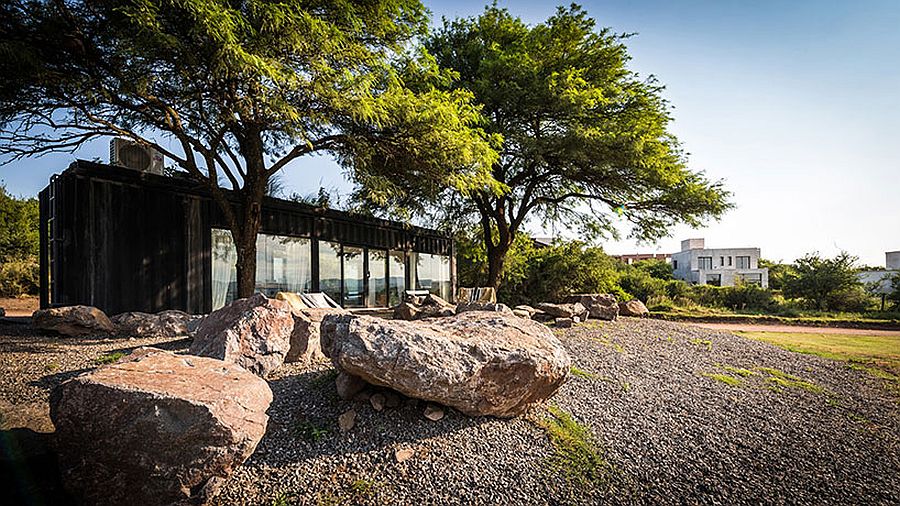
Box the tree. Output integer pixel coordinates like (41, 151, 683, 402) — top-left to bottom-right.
(632, 258, 673, 280)
(784, 252, 863, 311)
(887, 273, 900, 311)
(758, 258, 796, 291)
(415, 5, 731, 289)
(0, 185, 39, 262)
(0, 0, 497, 297)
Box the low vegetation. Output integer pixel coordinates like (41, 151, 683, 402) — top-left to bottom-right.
(537, 405, 610, 488)
(570, 366, 596, 380)
(701, 373, 742, 387)
(94, 351, 125, 365)
(756, 367, 827, 395)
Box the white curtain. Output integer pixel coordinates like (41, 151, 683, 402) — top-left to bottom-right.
(211, 229, 237, 310)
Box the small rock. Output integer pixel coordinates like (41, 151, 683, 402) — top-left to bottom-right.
(370, 393, 386, 412)
(555, 317, 573, 328)
(395, 448, 415, 463)
(619, 299, 649, 317)
(338, 410, 356, 432)
(424, 404, 445, 421)
(512, 309, 532, 319)
(336, 371, 366, 400)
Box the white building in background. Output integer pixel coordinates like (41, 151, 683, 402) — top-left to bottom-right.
(858, 251, 900, 295)
(671, 238, 769, 288)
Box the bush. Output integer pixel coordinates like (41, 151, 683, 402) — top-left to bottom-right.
(0, 257, 39, 297)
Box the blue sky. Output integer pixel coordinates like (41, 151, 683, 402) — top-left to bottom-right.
(1, 0, 897, 266)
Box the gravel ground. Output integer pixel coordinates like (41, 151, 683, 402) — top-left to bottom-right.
(1, 317, 898, 505)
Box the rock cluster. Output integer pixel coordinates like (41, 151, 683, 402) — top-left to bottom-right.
(393, 293, 456, 320)
(321, 311, 571, 417)
(564, 293, 620, 321)
(50, 348, 271, 506)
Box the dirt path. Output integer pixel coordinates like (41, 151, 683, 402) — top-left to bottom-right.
(0, 297, 39, 317)
(687, 321, 900, 336)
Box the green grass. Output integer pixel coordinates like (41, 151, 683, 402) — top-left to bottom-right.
(293, 419, 330, 442)
(719, 365, 755, 377)
(570, 366, 596, 380)
(538, 406, 610, 488)
(739, 330, 900, 396)
(756, 367, 826, 395)
(689, 338, 713, 351)
(349, 479, 378, 498)
(94, 351, 126, 365)
(653, 307, 900, 327)
(701, 372, 742, 386)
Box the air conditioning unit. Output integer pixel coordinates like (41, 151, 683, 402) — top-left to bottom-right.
(109, 138, 164, 175)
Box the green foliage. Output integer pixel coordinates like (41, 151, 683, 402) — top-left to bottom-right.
(633, 259, 673, 280)
(294, 419, 330, 442)
(0, 0, 498, 296)
(784, 252, 868, 311)
(0, 185, 38, 261)
(701, 373, 742, 387)
(0, 257, 39, 297)
(539, 405, 610, 488)
(94, 351, 126, 365)
(422, 4, 731, 288)
(758, 259, 796, 291)
(886, 273, 900, 310)
(570, 366, 596, 380)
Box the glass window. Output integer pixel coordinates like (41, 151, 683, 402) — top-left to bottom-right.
(388, 250, 406, 306)
(318, 241, 342, 306)
(736, 256, 751, 269)
(698, 256, 713, 270)
(211, 229, 311, 310)
(738, 273, 762, 285)
(720, 256, 725, 267)
(367, 249, 389, 308)
(706, 274, 722, 286)
(342, 246, 364, 308)
(412, 252, 451, 301)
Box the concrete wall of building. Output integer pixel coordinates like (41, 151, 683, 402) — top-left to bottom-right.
(671, 243, 768, 288)
(887, 251, 900, 270)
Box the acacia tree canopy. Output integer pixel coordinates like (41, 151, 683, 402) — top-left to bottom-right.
(0, 0, 499, 297)
(414, 5, 732, 288)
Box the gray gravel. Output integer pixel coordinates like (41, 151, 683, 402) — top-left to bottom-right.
(2, 317, 898, 505)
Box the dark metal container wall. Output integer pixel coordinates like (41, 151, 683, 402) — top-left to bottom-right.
(39, 161, 455, 315)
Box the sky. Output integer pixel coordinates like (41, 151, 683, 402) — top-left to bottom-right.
(1, 0, 898, 266)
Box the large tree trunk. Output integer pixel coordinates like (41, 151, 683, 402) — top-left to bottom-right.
(486, 243, 508, 291)
(233, 130, 268, 299)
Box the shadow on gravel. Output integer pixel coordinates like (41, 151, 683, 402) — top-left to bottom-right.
(255, 369, 494, 464)
(0, 428, 75, 506)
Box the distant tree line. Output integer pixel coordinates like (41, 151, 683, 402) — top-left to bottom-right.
(0, 185, 39, 297)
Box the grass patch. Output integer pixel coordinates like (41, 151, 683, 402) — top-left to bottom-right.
(538, 406, 610, 488)
(689, 338, 713, 351)
(738, 331, 900, 371)
(44, 361, 60, 372)
(570, 366, 596, 380)
(349, 479, 378, 498)
(719, 365, 755, 377)
(94, 351, 125, 365)
(756, 367, 826, 395)
(701, 372, 742, 387)
(293, 419, 330, 442)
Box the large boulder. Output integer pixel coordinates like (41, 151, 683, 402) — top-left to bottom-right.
(189, 294, 293, 378)
(110, 310, 202, 338)
(49, 348, 272, 506)
(564, 294, 619, 321)
(619, 299, 650, 317)
(321, 311, 571, 417)
(286, 307, 345, 364)
(32, 305, 114, 337)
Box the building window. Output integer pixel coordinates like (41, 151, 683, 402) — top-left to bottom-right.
(388, 250, 406, 306)
(342, 246, 365, 308)
(367, 249, 389, 308)
(318, 240, 342, 306)
(719, 256, 725, 267)
(411, 252, 452, 301)
(672, 260, 678, 270)
(728, 256, 732, 266)
(706, 274, 722, 286)
(736, 256, 751, 269)
(698, 256, 713, 270)
(211, 229, 312, 310)
(738, 273, 763, 285)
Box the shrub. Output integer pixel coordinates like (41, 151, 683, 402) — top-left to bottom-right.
(0, 257, 39, 297)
